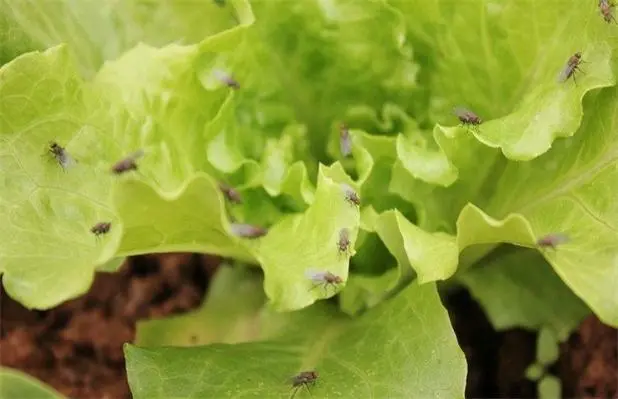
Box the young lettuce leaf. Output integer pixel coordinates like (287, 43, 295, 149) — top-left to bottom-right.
(455, 86, 618, 327)
(136, 265, 266, 347)
(126, 282, 467, 399)
(0, 368, 65, 399)
(458, 248, 589, 340)
(391, 0, 616, 160)
(0, 0, 242, 76)
(0, 46, 122, 308)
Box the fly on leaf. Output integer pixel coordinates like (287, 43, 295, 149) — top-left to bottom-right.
(91, 222, 111, 236)
(213, 69, 240, 90)
(337, 228, 352, 257)
(339, 123, 352, 157)
(341, 183, 360, 207)
(48, 141, 76, 170)
(537, 233, 570, 250)
(599, 0, 617, 23)
(305, 269, 344, 295)
(230, 223, 268, 238)
(290, 370, 318, 399)
(557, 52, 585, 84)
(453, 106, 482, 128)
(219, 182, 242, 204)
(111, 149, 145, 174)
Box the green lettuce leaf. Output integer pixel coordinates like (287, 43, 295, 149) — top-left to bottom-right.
(137, 265, 266, 347)
(339, 208, 457, 316)
(458, 248, 589, 340)
(375, 209, 458, 284)
(255, 166, 360, 311)
(0, 0, 242, 75)
(249, 0, 420, 159)
(391, 0, 616, 160)
(455, 87, 618, 327)
(0, 368, 65, 399)
(125, 282, 467, 399)
(389, 125, 499, 232)
(0, 46, 122, 308)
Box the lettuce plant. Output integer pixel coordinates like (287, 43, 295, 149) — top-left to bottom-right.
(1, 0, 617, 397)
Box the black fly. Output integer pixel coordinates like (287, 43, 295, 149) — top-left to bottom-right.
(111, 150, 145, 174)
(341, 184, 360, 207)
(48, 141, 75, 169)
(290, 370, 318, 399)
(90, 222, 111, 236)
(453, 106, 482, 129)
(557, 52, 585, 85)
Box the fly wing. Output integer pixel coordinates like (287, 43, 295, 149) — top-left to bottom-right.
(304, 269, 326, 283)
(339, 125, 352, 157)
(127, 149, 145, 161)
(59, 152, 77, 169)
(557, 63, 573, 82)
(339, 228, 349, 240)
(453, 106, 472, 119)
(551, 233, 570, 244)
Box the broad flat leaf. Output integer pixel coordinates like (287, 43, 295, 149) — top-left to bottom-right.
(0, 11, 38, 66)
(0, 14, 258, 308)
(137, 265, 266, 347)
(392, 0, 617, 160)
(125, 282, 467, 399)
(112, 176, 254, 262)
(455, 86, 618, 327)
(339, 267, 400, 316)
(0, 46, 122, 308)
(1, 0, 242, 75)
(0, 367, 65, 399)
(255, 166, 360, 311)
(458, 248, 589, 340)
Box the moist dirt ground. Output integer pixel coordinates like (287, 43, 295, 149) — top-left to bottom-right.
(1, 254, 616, 399)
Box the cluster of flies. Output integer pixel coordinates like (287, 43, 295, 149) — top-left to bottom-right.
(53, 3, 591, 389)
(47, 129, 360, 296)
(451, 0, 615, 134)
(48, 143, 146, 236)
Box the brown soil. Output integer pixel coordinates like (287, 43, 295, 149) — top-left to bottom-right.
(1, 254, 617, 399)
(0, 254, 220, 399)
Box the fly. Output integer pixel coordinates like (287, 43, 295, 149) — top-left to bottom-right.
(213, 69, 240, 90)
(453, 106, 482, 128)
(341, 183, 360, 207)
(48, 141, 76, 169)
(290, 370, 318, 399)
(219, 182, 242, 204)
(557, 52, 585, 85)
(339, 123, 352, 157)
(111, 149, 145, 174)
(599, 0, 617, 23)
(230, 223, 268, 238)
(536, 233, 569, 250)
(337, 228, 352, 257)
(91, 222, 111, 236)
(305, 269, 344, 295)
